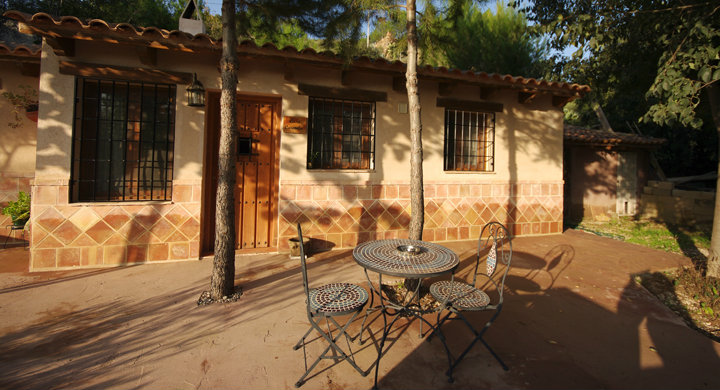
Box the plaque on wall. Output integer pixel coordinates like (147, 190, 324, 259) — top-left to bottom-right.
(283, 116, 307, 134)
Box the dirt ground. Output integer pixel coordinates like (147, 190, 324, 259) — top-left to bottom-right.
(1, 229, 719, 389)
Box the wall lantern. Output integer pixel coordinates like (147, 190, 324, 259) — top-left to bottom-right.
(186, 73, 205, 107)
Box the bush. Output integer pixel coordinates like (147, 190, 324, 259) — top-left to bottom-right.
(2, 191, 30, 225)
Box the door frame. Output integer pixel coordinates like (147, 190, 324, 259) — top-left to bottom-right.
(200, 90, 282, 256)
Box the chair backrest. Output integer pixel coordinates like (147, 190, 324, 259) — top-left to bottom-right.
(296, 223, 311, 301)
(472, 221, 513, 303)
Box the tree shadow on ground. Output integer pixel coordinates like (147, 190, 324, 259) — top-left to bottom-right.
(373, 243, 720, 389)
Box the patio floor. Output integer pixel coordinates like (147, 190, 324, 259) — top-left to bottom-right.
(1, 229, 719, 389)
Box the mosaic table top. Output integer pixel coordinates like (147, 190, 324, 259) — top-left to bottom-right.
(353, 239, 459, 278)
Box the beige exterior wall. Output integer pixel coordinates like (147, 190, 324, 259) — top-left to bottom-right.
(31, 40, 208, 270)
(0, 60, 38, 244)
(29, 38, 565, 270)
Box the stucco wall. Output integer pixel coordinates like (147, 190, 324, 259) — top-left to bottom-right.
(30, 37, 565, 270)
(31, 40, 207, 270)
(0, 61, 37, 243)
(565, 147, 618, 222)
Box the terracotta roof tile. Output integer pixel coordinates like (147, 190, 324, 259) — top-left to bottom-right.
(0, 43, 40, 57)
(564, 125, 665, 149)
(4, 10, 590, 97)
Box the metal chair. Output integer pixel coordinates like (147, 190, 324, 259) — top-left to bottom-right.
(429, 221, 512, 382)
(292, 223, 369, 387)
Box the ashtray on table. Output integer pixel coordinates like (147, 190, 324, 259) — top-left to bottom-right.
(396, 244, 426, 256)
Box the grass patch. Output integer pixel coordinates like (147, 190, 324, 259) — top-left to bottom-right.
(574, 216, 719, 341)
(576, 217, 710, 261)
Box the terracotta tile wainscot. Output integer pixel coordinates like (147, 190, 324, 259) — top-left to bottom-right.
(29, 179, 202, 271)
(277, 180, 563, 252)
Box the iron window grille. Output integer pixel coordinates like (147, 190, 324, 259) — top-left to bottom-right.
(307, 97, 375, 170)
(70, 77, 176, 202)
(444, 109, 495, 172)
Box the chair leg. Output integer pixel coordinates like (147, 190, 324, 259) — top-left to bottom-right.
(440, 309, 509, 382)
(294, 311, 367, 387)
(293, 326, 315, 351)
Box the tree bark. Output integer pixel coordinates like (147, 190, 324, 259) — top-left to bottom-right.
(707, 83, 720, 279)
(406, 0, 424, 241)
(210, 0, 239, 299)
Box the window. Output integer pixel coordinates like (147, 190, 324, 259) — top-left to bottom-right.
(70, 77, 176, 202)
(444, 109, 495, 172)
(307, 97, 375, 170)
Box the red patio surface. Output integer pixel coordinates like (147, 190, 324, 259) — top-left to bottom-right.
(0, 229, 718, 389)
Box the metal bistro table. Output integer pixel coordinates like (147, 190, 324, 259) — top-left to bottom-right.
(353, 239, 459, 389)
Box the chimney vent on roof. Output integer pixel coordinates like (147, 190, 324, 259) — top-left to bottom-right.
(179, 0, 206, 35)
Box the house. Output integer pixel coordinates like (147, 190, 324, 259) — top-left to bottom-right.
(0, 37, 40, 245)
(563, 125, 665, 223)
(4, 10, 589, 271)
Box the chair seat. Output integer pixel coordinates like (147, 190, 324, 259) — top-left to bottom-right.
(430, 280, 490, 311)
(309, 283, 368, 315)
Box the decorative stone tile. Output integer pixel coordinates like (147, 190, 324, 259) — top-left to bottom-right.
(172, 185, 192, 203)
(103, 246, 127, 265)
(86, 220, 114, 244)
(189, 240, 200, 258)
(35, 207, 65, 232)
(70, 233, 97, 247)
(148, 218, 174, 241)
(58, 247, 81, 267)
(165, 205, 191, 227)
(166, 229, 188, 242)
(53, 220, 82, 245)
(170, 242, 189, 259)
(357, 186, 372, 200)
(33, 248, 57, 268)
(127, 245, 147, 263)
(297, 185, 312, 200)
(118, 220, 147, 244)
(68, 207, 100, 231)
(149, 243, 169, 261)
(342, 185, 357, 201)
(312, 186, 327, 200)
(104, 233, 129, 246)
(279, 184, 296, 200)
(35, 235, 63, 249)
(34, 185, 58, 205)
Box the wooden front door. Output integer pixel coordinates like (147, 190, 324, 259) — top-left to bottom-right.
(201, 93, 280, 254)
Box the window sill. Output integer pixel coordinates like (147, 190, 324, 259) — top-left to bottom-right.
(69, 200, 173, 206)
(443, 170, 496, 174)
(307, 169, 375, 173)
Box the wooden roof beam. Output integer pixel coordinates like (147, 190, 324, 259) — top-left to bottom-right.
(552, 95, 576, 108)
(438, 82, 456, 96)
(136, 46, 157, 66)
(479, 87, 494, 99)
(46, 37, 75, 57)
(518, 90, 536, 104)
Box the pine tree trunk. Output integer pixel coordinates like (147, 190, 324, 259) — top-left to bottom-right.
(210, 0, 239, 299)
(707, 83, 720, 279)
(404, 0, 423, 293)
(406, 0, 424, 241)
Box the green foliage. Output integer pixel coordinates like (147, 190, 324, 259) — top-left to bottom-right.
(443, 1, 549, 78)
(526, 0, 719, 127)
(645, 18, 720, 128)
(1, 85, 38, 128)
(368, 0, 460, 66)
(526, 0, 720, 177)
(1, 0, 182, 30)
(2, 191, 30, 223)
